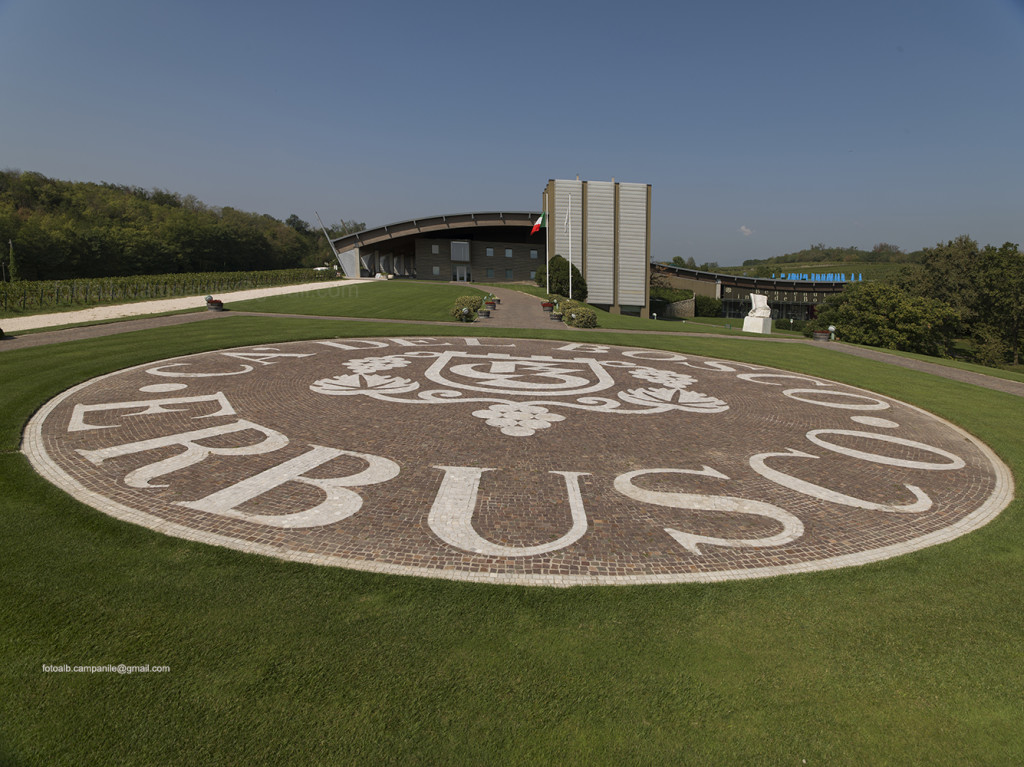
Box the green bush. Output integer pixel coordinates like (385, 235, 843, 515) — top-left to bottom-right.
(557, 298, 584, 314)
(449, 296, 479, 322)
(563, 305, 597, 328)
(804, 281, 960, 356)
(694, 295, 722, 317)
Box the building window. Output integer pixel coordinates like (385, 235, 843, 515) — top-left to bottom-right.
(486, 268, 495, 278)
(505, 248, 513, 258)
(530, 270, 536, 280)
(486, 247, 494, 258)
(505, 269, 514, 279)
(431, 244, 439, 255)
(530, 250, 538, 259)
(432, 266, 440, 276)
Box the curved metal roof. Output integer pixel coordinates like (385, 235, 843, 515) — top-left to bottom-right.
(652, 262, 848, 291)
(331, 211, 542, 251)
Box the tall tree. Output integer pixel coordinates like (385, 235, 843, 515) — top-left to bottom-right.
(910, 236, 1023, 365)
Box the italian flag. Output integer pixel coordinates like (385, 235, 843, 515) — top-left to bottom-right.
(530, 212, 546, 235)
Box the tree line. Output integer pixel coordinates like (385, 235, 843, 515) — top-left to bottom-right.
(806, 236, 1023, 367)
(0, 170, 364, 281)
(743, 242, 924, 268)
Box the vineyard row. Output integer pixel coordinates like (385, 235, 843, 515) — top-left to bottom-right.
(0, 268, 339, 314)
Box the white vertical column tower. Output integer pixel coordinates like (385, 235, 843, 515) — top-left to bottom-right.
(550, 178, 583, 283)
(616, 182, 649, 309)
(544, 178, 651, 316)
(585, 181, 615, 305)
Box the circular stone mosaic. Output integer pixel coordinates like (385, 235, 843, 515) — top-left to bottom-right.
(24, 337, 1013, 586)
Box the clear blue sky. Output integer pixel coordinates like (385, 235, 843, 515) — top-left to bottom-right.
(2, 0, 1022, 265)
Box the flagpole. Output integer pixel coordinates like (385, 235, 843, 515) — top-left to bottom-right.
(567, 194, 573, 301)
(543, 191, 549, 295)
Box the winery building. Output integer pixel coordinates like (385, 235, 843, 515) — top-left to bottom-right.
(329, 178, 653, 317)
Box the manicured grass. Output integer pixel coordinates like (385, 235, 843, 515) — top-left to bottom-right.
(577, 308, 804, 337)
(476, 282, 549, 299)
(228, 280, 488, 322)
(832, 341, 1024, 385)
(3, 317, 1024, 764)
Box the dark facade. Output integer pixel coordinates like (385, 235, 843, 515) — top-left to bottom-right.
(653, 263, 848, 321)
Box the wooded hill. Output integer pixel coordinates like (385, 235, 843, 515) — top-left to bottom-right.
(709, 243, 923, 279)
(0, 170, 363, 281)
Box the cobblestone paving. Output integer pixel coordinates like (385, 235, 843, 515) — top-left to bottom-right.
(23, 337, 1013, 586)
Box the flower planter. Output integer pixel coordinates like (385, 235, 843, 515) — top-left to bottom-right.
(812, 330, 829, 342)
(541, 302, 554, 312)
(550, 312, 563, 322)
(206, 301, 224, 312)
(477, 308, 490, 318)
(485, 302, 496, 310)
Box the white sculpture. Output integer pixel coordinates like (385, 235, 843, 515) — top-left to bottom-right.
(747, 293, 771, 318)
(742, 293, 773, 334)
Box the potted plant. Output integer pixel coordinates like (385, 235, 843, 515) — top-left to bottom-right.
(541, 300, 554, 312)
(205, 296, 224, 311)
(478, 306, 491, 318)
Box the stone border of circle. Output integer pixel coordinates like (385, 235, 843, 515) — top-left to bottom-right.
(21, 340, 1016, 587)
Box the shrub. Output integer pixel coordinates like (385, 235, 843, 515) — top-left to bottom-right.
(694, 295, 722, 317)
(557, 299, 584, 314)
(449, 295, 480, 322)
(564, 306, 597, 328)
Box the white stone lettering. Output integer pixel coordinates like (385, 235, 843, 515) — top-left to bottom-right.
(621, 350, 688, 362)
(850, 416, 899, 428)
(68, 393, 236, 432)
(317, 340, 390, 351)
(428, 467, 590, 556)
(782, 389, 890, 410)
(462, 338, 516, 347)
(147, 362, 253, 378)
(179, 446, 399, 528)
(556, 343, 610, 354)
(219, 348, 315, 365)
(614, 466, 804, 555)
(737, 373, 828, 386)
(680, 360, 761, 372)
(391, 338, 453, 347)
(77, 420, 289, 488)
(805, 429, 966, 470)
(749, 448, 932, 513)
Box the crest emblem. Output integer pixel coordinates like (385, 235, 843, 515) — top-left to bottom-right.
(309, 350, 728, 437)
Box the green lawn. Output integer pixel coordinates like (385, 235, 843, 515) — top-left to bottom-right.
(2, 317, 1024, 764)
(228, 280, 487, 322)
(475, 282, 549, 298)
